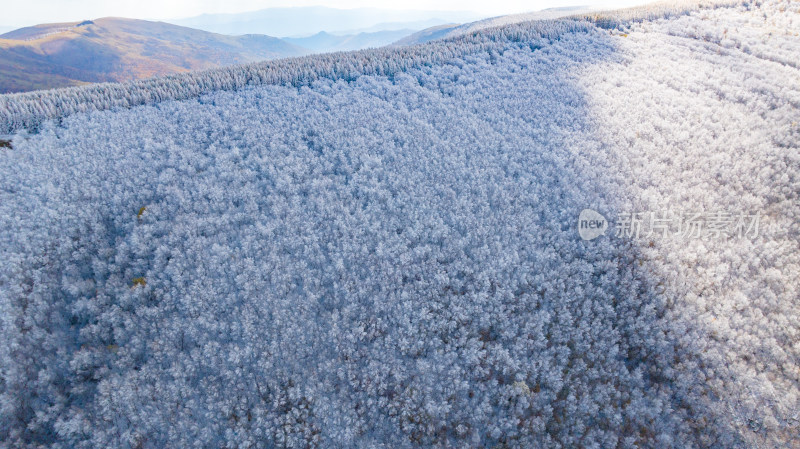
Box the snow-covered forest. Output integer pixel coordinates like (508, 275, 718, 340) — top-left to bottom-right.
(1, 0, 798, 447)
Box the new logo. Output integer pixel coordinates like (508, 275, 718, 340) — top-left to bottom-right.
(578, 209, 608, 240)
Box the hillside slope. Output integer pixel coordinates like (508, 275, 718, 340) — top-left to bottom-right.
(0, 18, 305, 93)
(1, 0, 798, 448)
(394, 6, 597, 46)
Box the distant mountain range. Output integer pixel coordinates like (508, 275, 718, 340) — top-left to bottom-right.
(284, 29, 415, 53)
(0, 7, 495, 94)
(170, 7, 482, 37)
(0, 18, 306, 93)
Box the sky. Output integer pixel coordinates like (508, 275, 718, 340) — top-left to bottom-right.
(0, 0, 654, 29)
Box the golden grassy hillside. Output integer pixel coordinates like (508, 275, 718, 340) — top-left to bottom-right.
(0, 18, 307, 93)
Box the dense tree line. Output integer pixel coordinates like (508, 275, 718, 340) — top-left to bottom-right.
(0, 0, 742, 135)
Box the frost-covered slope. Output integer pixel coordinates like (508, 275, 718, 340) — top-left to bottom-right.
(1, 1, 798, 448)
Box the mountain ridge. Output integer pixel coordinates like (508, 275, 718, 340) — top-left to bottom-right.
(0, 17, 307, 93)
(0, 0, 740, 133)
(284, 29, 416, 52)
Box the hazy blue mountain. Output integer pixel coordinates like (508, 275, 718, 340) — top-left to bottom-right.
(284, 29, 415, 53)
(0, 18, 306, 93)
(170, 6, 482, 37)
(324, 18, 464, 35)
(391, 23, 462, 46)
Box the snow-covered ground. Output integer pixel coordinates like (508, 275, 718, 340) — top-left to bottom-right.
(1, 0, 798, 447)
